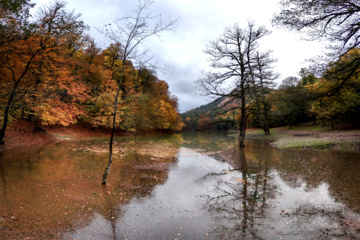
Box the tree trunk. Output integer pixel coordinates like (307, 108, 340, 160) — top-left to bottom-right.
(0, 110, 10, 145)
(239, 98, 247, 148)
(262, 107, 271, 135)
(0, 83, 19, 144)
(322, 118, 326, 127)
(102, 62, 125, 185)
(255, 101, 266, 134)
(263, 121, 270, 135)
(102, 125, 116, 185)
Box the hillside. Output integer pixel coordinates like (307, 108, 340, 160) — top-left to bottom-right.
(181, 97, 240, 130)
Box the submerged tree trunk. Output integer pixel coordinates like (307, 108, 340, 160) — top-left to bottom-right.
(102, 61, 125, 185)
(102, 86, 121, 184)
(239, 93, 247, 148)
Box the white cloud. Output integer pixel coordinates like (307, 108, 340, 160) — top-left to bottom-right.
(31, 0, 325, 112)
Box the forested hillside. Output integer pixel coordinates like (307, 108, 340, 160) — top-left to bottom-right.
(181, 97, 240, 130)
(182, 65, 360, 131)
(0, 0, 183, 144)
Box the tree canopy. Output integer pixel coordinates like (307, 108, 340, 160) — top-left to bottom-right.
(0, 0, 183, 147)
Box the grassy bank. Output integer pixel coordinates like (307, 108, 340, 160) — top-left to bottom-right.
(235, 124, 360, 151)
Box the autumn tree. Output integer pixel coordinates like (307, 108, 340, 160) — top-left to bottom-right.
(0, 0, 35, 47)
(197, 22, 272, 147)
(0, 0, 87, 144)
(99, 0, 178, 184)
(308, 49, 360, 128)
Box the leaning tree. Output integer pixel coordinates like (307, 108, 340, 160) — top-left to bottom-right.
(0, 0, 87, 144)
(98, 0, 177, 184)
(197, 22, 276, 147)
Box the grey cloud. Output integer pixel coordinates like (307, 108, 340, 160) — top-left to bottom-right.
(31, 0, 325, 112)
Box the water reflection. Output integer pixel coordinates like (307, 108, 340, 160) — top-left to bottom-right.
(66, 147, 227, 240)
(203, 144, 272, 239)
(0, 132, 360, 239)
(0, 138, 180, 239)
(204, 142, 360, 239)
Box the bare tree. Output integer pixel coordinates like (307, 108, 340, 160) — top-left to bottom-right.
(250, 51, 277, 135)
(272, 0, 360, 96)
(99, 0, 177, 184)
(273, 0, 360, 53)
(197, 22, 272, 147)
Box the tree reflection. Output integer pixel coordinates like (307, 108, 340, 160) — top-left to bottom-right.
(204, 139, 360, 239)
(0, 138, 180, 239)
(102, 185, 117, 240)
(205, 145, 271, 239)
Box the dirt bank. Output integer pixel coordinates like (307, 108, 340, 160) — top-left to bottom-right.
(2, 119, 56, 149)
(244, 124, 360, 151)
(2, 120, 173, 149)
(2, 120, 117, 149)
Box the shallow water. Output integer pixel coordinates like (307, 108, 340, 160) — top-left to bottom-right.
(0, 132, 360, 239)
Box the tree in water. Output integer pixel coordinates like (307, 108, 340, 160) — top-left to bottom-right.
(197, 22, 274, 147)
(99, 0, 177, 184)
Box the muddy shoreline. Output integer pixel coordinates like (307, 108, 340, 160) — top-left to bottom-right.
(1, 120, 171, 149)
(242, 124, 360, 151)
(3, 120, 360, 151)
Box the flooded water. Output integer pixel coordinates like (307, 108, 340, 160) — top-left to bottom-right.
(0, 132, 360, 239)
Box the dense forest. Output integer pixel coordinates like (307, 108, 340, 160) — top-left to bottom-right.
(0, 0, 184, 145)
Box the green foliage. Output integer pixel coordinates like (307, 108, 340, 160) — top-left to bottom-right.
(181, 97, 238, 131)
(307, 49, 360, 127)
(272, 78, 313, 128)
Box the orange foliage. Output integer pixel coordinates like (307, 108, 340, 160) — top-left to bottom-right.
(0, 2, 183, 137)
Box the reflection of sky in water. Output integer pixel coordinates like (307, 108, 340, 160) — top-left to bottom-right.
(65, 147, 360, 240)
(255, 171, 346, 239)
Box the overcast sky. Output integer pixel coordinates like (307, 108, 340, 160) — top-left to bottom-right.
(32, 0, 325, 113)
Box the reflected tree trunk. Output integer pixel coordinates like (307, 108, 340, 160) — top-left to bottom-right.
(102, 185, 117, 240)
(239, 148, 248, 237)
(0, 151, 9, 213)
(239, 96, 247, 147)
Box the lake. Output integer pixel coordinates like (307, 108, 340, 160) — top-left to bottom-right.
(0, 132, 360, 239)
